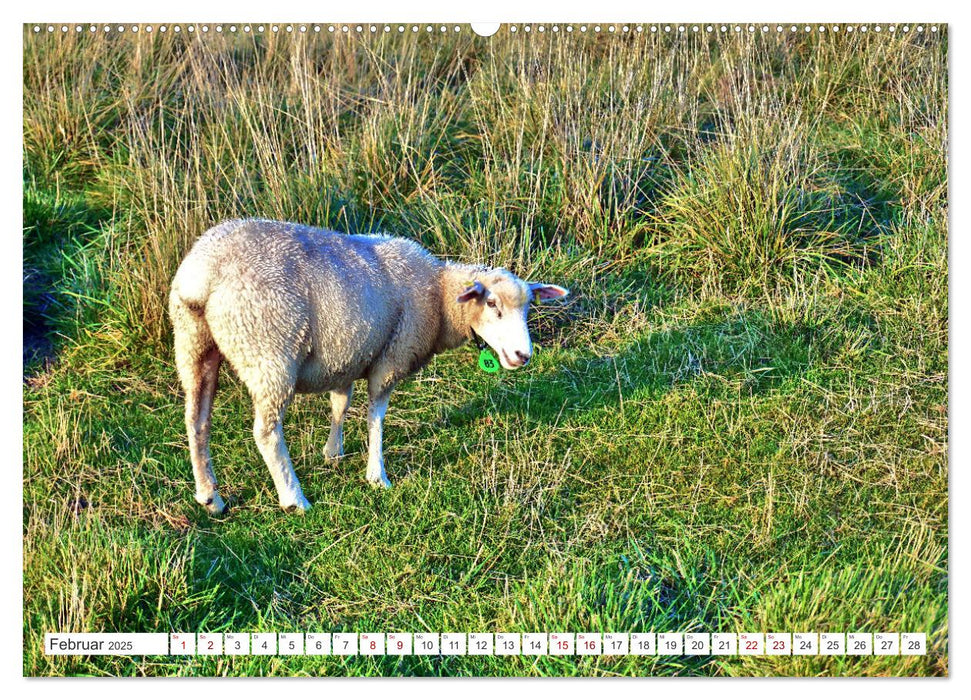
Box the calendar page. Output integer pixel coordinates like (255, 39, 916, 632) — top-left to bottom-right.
(22, 16, 947, 679)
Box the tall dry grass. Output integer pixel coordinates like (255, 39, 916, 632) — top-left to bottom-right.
(23, 25, 947, 345)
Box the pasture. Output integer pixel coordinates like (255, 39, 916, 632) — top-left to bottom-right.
(22, 24, 947, 676)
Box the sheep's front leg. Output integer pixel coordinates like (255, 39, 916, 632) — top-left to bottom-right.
(253, 404, 311, 512)
(324, 384, 353, 459)
(365, 388, 393, 489)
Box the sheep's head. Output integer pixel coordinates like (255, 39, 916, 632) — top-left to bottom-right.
(458, 269, 569, 370)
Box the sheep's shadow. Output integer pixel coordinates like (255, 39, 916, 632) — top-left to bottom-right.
(423, 306, 841, 442)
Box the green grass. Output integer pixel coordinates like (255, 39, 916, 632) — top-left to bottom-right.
(23, 24, 947, 676)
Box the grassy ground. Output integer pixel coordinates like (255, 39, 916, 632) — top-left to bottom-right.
(22, 24, 947, 676)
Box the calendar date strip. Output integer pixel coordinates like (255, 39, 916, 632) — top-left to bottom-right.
(45, 632, 928, 657)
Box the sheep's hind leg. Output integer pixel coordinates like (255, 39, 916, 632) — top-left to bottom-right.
(365, 386, 393, 489)
(253, 398, 311, 513)
(324, 384, 353, 459)
(173, 312, 226, 515)
(187, 349, 225, 514)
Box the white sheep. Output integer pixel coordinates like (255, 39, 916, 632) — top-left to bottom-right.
(169, 219, 569, 514)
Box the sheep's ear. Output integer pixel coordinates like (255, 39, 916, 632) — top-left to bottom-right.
(457, 280, 485, 303)
(529, 283, 569, 302)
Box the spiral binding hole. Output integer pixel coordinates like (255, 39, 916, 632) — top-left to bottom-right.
(27, 22, 942, 37)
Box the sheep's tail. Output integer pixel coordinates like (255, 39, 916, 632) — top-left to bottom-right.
(169, 252, 216, 363)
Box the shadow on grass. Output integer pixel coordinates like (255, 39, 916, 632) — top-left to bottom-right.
(23, 185, 114, 370)
(443, 306, 834, 432)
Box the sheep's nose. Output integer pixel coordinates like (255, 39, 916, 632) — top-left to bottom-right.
(515, 350, 531, 365)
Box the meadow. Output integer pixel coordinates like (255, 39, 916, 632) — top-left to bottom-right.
(22, 23, 947, 676)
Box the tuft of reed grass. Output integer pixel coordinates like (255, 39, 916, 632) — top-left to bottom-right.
(653, 106, 866, 294)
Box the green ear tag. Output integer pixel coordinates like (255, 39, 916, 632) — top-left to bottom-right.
(478, 348, 501, 373)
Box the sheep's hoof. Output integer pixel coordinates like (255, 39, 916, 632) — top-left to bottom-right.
(281, 494, 312, 514)
(367, 475, 392, 489)
(323, 444, 343, 460)
(197, 492, 226, 516)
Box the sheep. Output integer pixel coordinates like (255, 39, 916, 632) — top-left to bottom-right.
(168, 218, 569, 514)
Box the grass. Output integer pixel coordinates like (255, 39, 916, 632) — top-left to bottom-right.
(22, 23, 947, 677)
